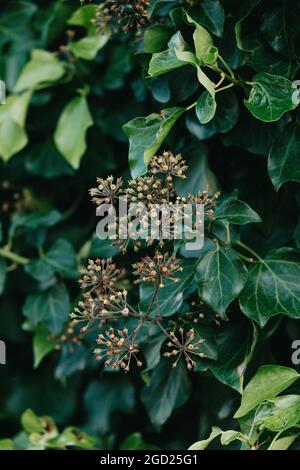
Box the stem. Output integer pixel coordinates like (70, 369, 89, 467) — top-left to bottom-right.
(0, 247, 29, 265)
(234, 240, 263, 262)
(215, 83, 235, 93)
(186, 101, 197, 111)
(218, 54, 235, 79)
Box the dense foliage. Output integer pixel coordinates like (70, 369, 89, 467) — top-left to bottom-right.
(1, 0, 300, 451)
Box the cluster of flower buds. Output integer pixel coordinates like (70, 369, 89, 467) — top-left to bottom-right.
(94, 327, 142, 371)
(79, 258, 121, 293)
(91, 0, 150, 35)
(163, 328, 207, 370)
(133, 251, 183, 288)
(150, 151, 188, 180)
(187, 188, 221, 221)
(89, 176, 123, 206)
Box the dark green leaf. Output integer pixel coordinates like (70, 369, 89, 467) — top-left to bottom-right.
(196, 243, 248, 317)
(268, 121, 300, 190)
(187, 1, 225, 37)
(123, 107, 185, 178)
(239, 248, 300, 327)
(22, 282, 70, 335)
(141, 359, 191, 426)
(215, 197, 261, 225)
(244, 73, 299, 122)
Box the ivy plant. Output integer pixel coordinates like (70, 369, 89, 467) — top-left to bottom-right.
(0, 0, 300, 451)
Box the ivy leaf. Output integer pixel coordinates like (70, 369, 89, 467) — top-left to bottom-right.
(54, 91, 93, 169)
(268, 434, 299, 451)
(239, 248, 300, 327)
(255, 395, 300, 432)
(33, 325, 56, 369)
(184, 12, 218, 66)
(70, 35, 110, 61)
(198, 319, 257, 392)
(84, 377, 135, 434)
(0, 257, 6, 296)
(186, 90, 238, 140)
(0, 439, 14, 450)
(22, 282, 70, 335)
(235, 0, 262, 50)
(196, 91, 217, 124)
(148, 32, 190, 77)
(187, 1, 225, 37)
(268, 120, 300, 191)
(215, 196, 261, 225)
(120, 433, 159, 451)
(196, 243, 248, 317)
(144, 25, 172, 53)
(123, 107, 185, 178)
(67, 4, 98, 32)
(14, 50, 66, 92)
(24, 259, 56, 285)
(141, 359, 191, 427)
(45, 239, 77, 279)
(139, 264, 195, 317)
(234, 365, 300, 418)
(244, 73, 299, 122)
(189, 427, 222, 450)
(0, 91, 32, 161)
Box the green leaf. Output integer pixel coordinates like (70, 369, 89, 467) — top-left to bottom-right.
(0, 257, 6, 296)
(14, 50, 66, 92)
(22, 282, 70, 335)
(84, 377, 135, 434)
(268, 434, 299, 450)
(0, 439, 14, 450)
(45, 239, 77, 279)
(186, 90, 238, 140)
(202, 319, 257, 392)
(196, 91, 217, 124)
(0, 91, 32, 161)
(268, 121, 300, 191)
(144, 25, 172, 53)
(196, 243, 248, 317)
(54, 92, 93, 169)
(48, 427, 96, 450)
(123, 107, 185, 178)
(187, 1, 225, 37)
(234, 365, 300, 418)
(235, 0, 262, 50)
(239, 248, 300, 327)
(141, 359, 191, 427)
(33, 325, 56, 369)
(215, 197, 261, 225)
(244, 73, 299, 122)
(21, 409, 52, 434)
(148, 32, 190, 77)
(25, 259, 56, 285)
(255, 395, 300, 432)
(139, 262, 195, 317)
(188, 427, 222, 450)
(120, 433, 159, 451)
(68, 4, 98, 32)
(10, 210, 62, 238)
(70, 35, 110, 61)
